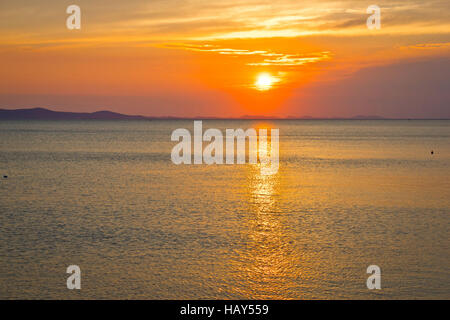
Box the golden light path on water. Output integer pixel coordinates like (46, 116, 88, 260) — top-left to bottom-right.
(227, 125, 304, 299)
(228, 163, 300, 299)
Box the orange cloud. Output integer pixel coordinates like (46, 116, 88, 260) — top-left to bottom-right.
(161, 43, 330, 66)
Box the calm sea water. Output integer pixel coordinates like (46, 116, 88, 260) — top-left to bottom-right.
(0, 120, 449, 299)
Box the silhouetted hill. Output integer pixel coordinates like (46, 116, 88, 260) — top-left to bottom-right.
(0, 108, 147, 120)
(351, 115, 386, 120)
(0, 107, 392, 120)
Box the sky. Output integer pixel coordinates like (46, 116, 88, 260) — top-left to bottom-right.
(0, 0, 449, 118)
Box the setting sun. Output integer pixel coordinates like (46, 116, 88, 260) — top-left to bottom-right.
(255, 73, 277, 91)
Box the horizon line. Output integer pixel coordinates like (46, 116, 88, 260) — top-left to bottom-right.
(0, 107, 449, 120)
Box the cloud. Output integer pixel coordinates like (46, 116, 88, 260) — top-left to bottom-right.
(285, 57, 450, 118)
(162, 43, 330, 66)
(247, 53, 330, 66)
(401, 42, 450, 50)
(1, 0, 450, 43)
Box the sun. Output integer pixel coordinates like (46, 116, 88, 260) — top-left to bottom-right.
(255, 73, 276, 91)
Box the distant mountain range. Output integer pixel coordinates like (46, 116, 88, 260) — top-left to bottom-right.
(0, 107, 389, 120)
(0, 108, 147, 120)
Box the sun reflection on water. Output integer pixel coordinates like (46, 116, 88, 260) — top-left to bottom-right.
(228, 163, 303, 299)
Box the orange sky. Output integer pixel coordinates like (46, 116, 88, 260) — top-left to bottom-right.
(1, 0, 449, 118)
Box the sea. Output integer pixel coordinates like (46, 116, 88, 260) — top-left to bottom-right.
(0, 119, 449, 299)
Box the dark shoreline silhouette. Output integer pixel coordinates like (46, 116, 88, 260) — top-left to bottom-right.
(0, 107, 448, 120)
(0, 107, 146, 120)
